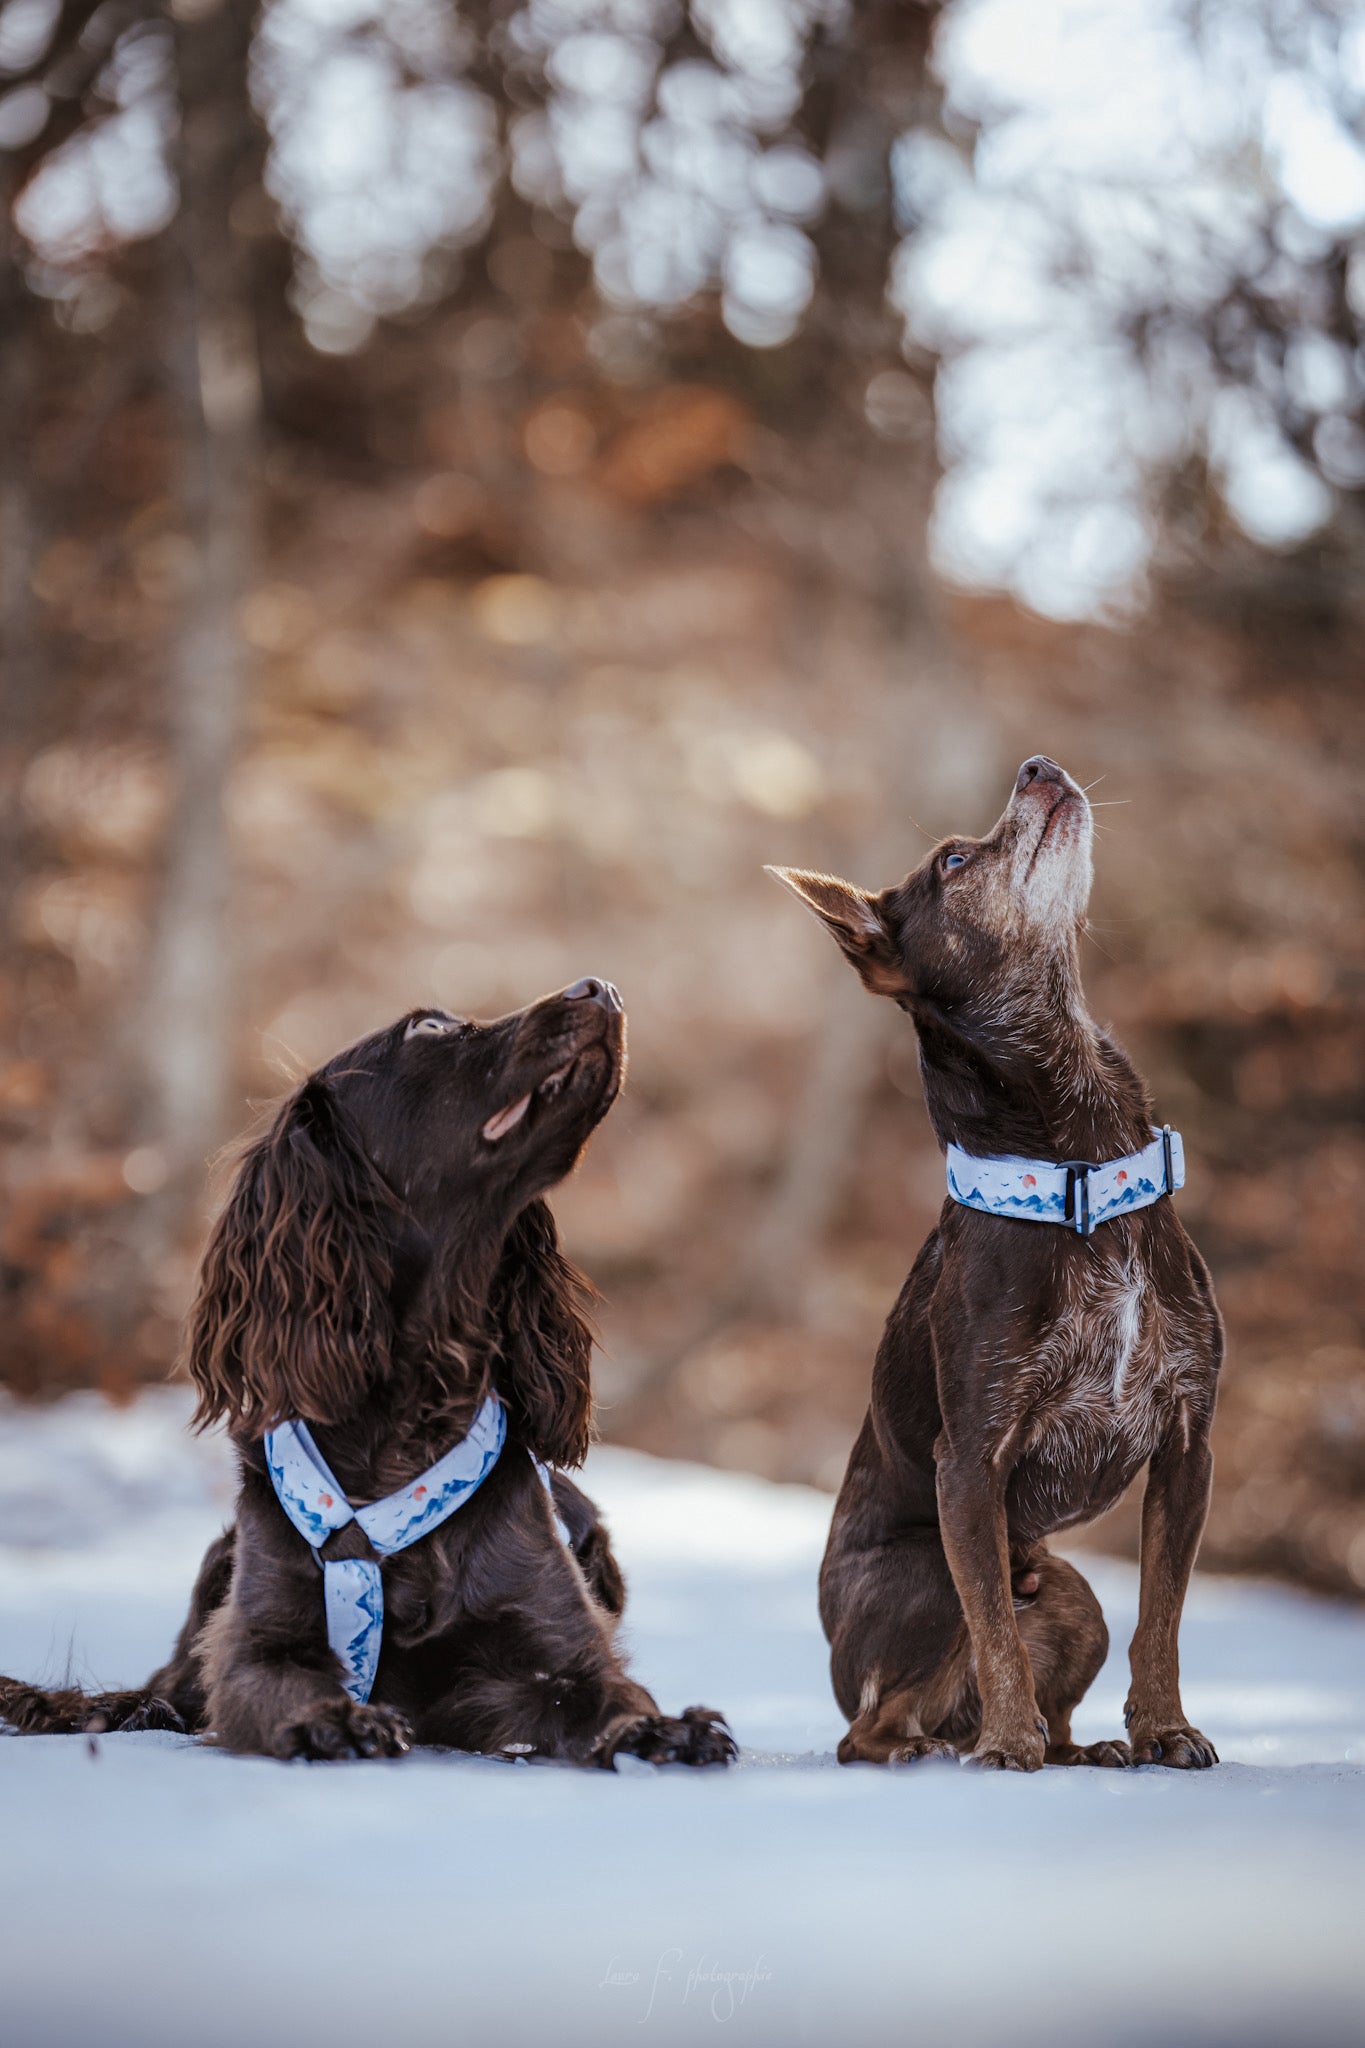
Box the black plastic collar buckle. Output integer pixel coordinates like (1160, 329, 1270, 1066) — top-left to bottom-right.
(1160, 1123, 1175, 1197)
(1061, 1160, 1097, 1237)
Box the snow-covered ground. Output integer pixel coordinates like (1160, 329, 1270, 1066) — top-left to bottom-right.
(2, 1392, 1363, 2047)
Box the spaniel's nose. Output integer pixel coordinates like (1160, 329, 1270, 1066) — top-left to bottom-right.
(1015, 756, 1067, 793)
(564, 976, 623, 1012)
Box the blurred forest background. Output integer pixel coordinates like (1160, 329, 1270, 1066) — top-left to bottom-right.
(1, 0, 1362, 1595)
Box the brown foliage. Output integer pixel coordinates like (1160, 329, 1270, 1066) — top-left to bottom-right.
(1, 0, 1361, 1605)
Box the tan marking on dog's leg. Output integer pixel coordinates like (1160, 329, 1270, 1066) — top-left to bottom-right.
(839, 1691, 953, 1766)
(838, 1633, 975, 1766)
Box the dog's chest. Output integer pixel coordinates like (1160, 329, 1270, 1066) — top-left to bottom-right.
(1002, 1254, 1193, 1490)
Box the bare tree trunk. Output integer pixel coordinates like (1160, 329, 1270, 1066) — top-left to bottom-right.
(141, 1, 262, 1195)
(742, 0, 955, 1314)
(0, 175, 42, 928)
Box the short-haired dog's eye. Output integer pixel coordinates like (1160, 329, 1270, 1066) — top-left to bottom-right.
(941, 852, 967, 873)
(405, 1015, 454, 1039)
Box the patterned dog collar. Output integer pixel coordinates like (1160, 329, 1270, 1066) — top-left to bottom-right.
(265, 1397, 509, 1703)
(946, 1125, 1185, 1238)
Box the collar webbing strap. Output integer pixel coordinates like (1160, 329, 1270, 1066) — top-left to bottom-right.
(945, 1125, 1185, 1237)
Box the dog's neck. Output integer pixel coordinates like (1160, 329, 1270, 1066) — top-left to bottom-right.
(912, 943, 1153, 1164)
(311, 1212, 509, 1498)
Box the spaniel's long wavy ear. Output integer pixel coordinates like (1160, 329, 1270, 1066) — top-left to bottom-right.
(184, 1079, 400, 1437)
(487, 1198, 595, 1468)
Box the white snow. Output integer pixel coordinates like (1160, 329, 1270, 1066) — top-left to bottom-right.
(1, 1389, 1363, 2046)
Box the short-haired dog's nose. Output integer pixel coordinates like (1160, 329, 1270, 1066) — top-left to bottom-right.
(1015, 756, 1066, 792)
(564, 976, 623, 1012)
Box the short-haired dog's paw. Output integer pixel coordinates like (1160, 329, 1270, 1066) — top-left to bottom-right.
(886, 1736, 957, 1765)
(1046, 1738, 1132, 1768)
(1129, 1722, 1217, 1769)
(965, 1723, 1046, 1772)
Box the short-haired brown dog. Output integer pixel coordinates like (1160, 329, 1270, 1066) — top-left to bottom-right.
(771, 757, 1221, 1771)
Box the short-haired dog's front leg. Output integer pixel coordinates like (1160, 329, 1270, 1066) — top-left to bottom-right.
(934, 1440, 1047, 1771)
(1124, 1422, 1218, 1768)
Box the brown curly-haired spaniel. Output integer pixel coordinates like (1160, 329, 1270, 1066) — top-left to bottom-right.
(0, 979, 735, 1768)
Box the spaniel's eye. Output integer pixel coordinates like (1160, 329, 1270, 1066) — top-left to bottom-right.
(405, 1015, 454, 1040)
(941, 852, 967, 873)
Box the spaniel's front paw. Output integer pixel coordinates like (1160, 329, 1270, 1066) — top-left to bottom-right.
(115, 1696, 186, 1735)
(277, 1700, 412, 1761)
(596, 1705, 737, 1769)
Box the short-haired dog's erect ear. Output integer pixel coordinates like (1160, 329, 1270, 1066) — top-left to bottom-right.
(764, 866, 911, 998)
